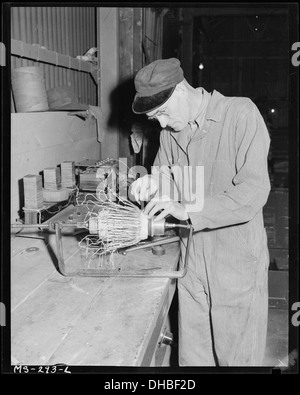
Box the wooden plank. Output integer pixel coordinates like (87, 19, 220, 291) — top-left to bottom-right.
(11, 39, 95, 73)
(11, 223, 110, 365)
(11, 234, 44, 258)
(151, 316, 172, 367)
(46, 275, 172, 365)
(138, 281, 175, 366)
(44, 243, 179, 365)
(11, 230, 83, 310)
(11, 224, 180, 365)
(11, 237, 58, 311)
(11, 272, 109, 365)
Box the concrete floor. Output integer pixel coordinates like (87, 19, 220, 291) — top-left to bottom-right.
(169, 294, 289, 368)
(262, 307, 289, 367)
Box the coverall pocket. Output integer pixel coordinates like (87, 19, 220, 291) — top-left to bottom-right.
(233, 223, 258, 261)
(212, 226, 258, 302)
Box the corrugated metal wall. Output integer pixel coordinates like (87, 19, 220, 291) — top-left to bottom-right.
(11, 6, 97, 111)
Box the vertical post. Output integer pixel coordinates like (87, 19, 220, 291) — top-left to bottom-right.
(133, 8, 143, 75)
(118, 7, 144, 168)
(118, 7, 134, 168)
(181, 8, 193, 85)
(97, 7, 119, 160)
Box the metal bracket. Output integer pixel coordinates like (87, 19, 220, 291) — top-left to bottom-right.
(55, 223, 193, 278)
(11, 220, 193, 278)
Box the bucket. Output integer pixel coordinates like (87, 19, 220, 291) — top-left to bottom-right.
(11, 66, 49, 112)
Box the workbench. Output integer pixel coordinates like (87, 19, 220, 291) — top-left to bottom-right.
(11, 206, 180, 367)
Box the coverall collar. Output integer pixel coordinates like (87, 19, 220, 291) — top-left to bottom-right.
(170, 89, 224, 152)
(204, 90, 225, 123)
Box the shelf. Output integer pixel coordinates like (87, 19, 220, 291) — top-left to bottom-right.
(11, 39, 97, 74)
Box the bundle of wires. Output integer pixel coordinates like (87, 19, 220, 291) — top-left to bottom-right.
(76, 182, 148, 266)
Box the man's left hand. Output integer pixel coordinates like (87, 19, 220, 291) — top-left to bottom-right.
(144, 197, 189, 222)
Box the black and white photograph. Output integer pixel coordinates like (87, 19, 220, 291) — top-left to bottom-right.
(1, 2, 299, 379)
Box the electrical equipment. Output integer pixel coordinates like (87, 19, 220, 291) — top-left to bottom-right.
(22, 198, 74, 225)
(76, 158, 119, 194)
(11, 205, 193, 278)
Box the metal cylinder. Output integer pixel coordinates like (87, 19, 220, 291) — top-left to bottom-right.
(148, 217, 166, 237)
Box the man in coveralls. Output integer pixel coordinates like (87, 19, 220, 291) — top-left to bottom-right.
(130, 58, 271, 366)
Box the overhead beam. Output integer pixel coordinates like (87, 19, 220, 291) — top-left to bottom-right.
(184, 6, 289, 17)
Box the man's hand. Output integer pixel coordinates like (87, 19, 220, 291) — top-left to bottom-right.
(144, 197, 189, 222)
(129, 174, 159, 204)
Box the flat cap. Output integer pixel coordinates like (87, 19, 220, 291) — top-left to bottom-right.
(132, 58, 184, 114)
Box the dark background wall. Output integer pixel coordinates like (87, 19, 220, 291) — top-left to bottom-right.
(163, 5, 291, 190)
(161, 4, 298, 311)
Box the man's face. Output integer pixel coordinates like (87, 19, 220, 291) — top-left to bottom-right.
(146, 87, 190, 132)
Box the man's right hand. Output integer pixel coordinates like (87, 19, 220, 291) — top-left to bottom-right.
(129, 174, 159, 205)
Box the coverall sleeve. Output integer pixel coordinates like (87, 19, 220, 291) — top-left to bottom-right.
(188, 103, 271, 231)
